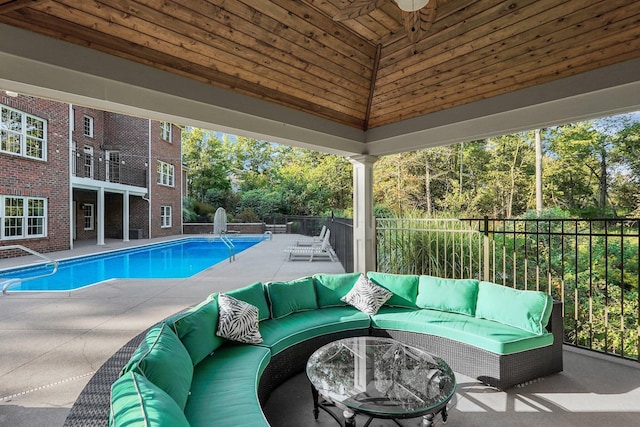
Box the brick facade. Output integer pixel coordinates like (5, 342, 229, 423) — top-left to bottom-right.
(150, 121, 182, 238)
(0, 95, 70, 254)
(1, 94, 182, 255)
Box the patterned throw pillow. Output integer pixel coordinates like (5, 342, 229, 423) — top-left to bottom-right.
(216, 293, 263, 344)
(341, 274, 393, 315)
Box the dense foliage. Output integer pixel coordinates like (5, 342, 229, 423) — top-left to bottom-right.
(182, 113, 640, 222)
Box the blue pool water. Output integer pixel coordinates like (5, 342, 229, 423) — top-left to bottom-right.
(0, 237, 262, 292)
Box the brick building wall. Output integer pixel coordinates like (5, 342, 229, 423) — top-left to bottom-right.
(150, 122, 182, 238)
(0, 95, 70, 254)
(1, 94, 183, 254)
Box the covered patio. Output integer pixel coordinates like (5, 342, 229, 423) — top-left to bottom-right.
(1, 0, 639, 272)
(1, 1, 640, 426)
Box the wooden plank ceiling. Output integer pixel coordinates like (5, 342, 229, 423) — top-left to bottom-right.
(1, 0, 639, 131)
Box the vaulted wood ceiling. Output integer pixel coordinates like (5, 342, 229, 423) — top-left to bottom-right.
(1, 0, 639, 133)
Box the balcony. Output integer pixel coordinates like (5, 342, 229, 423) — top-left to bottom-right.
(71, 149, 147, 188)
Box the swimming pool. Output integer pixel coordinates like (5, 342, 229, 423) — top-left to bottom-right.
(0, 236, 264, 292)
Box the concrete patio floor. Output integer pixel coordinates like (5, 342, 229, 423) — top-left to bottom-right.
(1, 234, 639, 427)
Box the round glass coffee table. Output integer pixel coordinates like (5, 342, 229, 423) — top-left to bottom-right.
(306, 337, 456, 427)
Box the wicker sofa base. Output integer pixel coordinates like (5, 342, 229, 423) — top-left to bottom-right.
(64, 331, 148, 427)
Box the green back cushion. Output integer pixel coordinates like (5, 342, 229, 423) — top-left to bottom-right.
(227, 281, 270, 321)
(121, 324, 193, 410)
(476, 281, 553, 335)
(366, 272, 418, 308)
(267, 276, 318, 319)
(416, 275, 479, 316)
(313, 273, 361, 308)
(168, 294, 225, 365)
(110, 371, 190, 427)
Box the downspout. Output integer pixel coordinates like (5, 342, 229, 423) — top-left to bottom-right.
(147, 119, 152, 239)
(68, 104, 74, 249)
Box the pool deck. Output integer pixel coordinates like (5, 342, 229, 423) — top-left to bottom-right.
(0, 234, 344, 426)
(2, 234, 640, 427)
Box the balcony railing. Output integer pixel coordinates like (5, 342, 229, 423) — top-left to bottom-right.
(72, 150, 147, 188)
(376, 216, 640, 362)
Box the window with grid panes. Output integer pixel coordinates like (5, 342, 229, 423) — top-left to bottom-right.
(157, 160, 175, 187)
(1, 105, 47, 160)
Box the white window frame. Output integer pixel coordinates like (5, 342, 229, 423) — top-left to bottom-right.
(1, 104, 47, 161)
(160, 122, 172, 142)
(84, 115, 94, 137)
(157, 160, 175, 187)
(1, 195, 47, 240)
(83, 145, 94, 179)
(106, 150, 120, 183)
(83, 203, 94, 231)
(160, 205, 172, 228)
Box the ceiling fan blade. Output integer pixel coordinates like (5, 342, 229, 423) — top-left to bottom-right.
(333, 0, 388, 21)
(420, 0, 437, 33)
(403, 11, 422, 43)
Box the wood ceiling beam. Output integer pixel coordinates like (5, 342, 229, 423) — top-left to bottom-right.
(364, 43, 381, 131)
(0, 0, 43, 15)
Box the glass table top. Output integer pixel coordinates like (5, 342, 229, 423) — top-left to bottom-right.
(306, 337, 456, 417)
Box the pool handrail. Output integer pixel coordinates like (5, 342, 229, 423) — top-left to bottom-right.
(219, 233, 236, 262)
(1, 245, 59, 295)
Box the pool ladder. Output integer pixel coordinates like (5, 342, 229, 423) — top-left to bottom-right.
(1, 245, 59, 295)
(219, 233, 236, 262)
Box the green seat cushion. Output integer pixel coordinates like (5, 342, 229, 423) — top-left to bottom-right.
(167, 294, 225, 365)
(228, 282, 270, 321)
(120, 324, 193, 410)
(110, 371, 190, 427)
(258, 306, 371, 355)
(371, 307, 553, 355)
(476, 281, 553, 335)
(367, 272, 418, 308)
(416, 276, 479, 316)
(185, 344, 271, 427)
(313, 272, 361, 308)
(266, 276, 318, 319)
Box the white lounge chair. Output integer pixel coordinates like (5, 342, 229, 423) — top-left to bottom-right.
(285, 229, 336, 261)
(295, 225, 327, 246)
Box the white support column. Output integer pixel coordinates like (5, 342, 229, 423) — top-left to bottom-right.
(349, 155, 378, 273)
(123, 190, 130, 242)
(97, 187, 105, 245)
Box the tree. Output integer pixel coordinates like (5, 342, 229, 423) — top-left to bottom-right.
(181, 128, 231, 201)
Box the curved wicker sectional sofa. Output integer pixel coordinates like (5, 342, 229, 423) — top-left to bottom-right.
(65, 272, 563, 427)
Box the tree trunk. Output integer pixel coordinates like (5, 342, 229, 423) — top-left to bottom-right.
(425, 158, 432, 216)
(535, 129, 543, 214)
(599, 147, 607, 209)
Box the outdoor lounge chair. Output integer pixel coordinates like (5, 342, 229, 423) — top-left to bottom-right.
(295, 225, 326, 246)
(285, 229, 336, 261)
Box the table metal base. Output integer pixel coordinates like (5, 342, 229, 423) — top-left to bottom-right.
(311, 384, 448, 427)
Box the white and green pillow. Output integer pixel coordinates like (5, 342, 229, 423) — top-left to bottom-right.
(216, 293, 263, 344)
(341, 274, 392, 315)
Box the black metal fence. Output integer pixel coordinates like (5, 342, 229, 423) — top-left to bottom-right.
(284, 215, 353, 272)
(376, 216, 640, 362)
